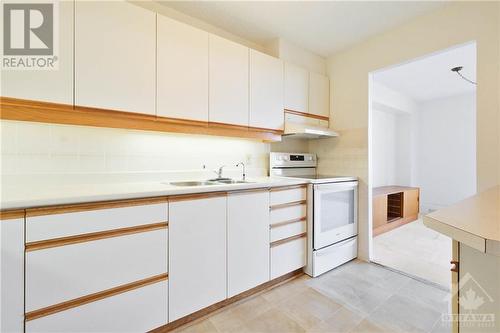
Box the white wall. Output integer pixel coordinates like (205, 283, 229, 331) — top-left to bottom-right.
(265, 38, 327, 75)
(0, 120, 270, 183)
(371, 109, 414, 188)
(417, 92, 477, 212)
(371, 109, 397, 187)
(371, 82, 416, 188)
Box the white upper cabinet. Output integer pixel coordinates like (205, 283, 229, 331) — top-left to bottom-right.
(249, 50, 284, 130)
(157, 16, 209, 122)
(227, 191, 270, 297)
(309, 72, 330, 118)
(75, 1, 156, 115)
(1, 1, 74, 104)
(209, 35, 249, 126)
(284, 62, 309, 113)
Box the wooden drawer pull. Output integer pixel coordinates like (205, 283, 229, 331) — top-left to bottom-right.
(26, 222, 168, 252)
(270, 200, 306, 211)
(25, 273, 168, 322)
(270, 217, 306, 229)
(270, 233, 307, 248)
(270, 185, 306, 192)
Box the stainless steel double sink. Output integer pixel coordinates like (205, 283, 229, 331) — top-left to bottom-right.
(169, 179, 252, 187)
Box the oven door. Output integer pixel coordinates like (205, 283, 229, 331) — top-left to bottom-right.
(313, 181, 358, 250)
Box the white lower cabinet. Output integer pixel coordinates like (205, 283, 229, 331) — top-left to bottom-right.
(26, 280, 168, 333)
(270, 236, 307, 279)
(26, 229, 168, 311)
(169, 196, 227, 321)
(22, 200, 169, 332)
(0, 217, 24, 333)
(227, 191, 270, 297)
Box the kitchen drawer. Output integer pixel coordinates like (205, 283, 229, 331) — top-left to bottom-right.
(313, 237, 357, 276)
(26, 201, 168, 242)
(270, 235, 306, 279)
(26, 279, 168, 333)
(270, 220, 306, 242)
(270, 204, 306, 225)
(270, 187, 306, 206)
(26, 228, 167, 311)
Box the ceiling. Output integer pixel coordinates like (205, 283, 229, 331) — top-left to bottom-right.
(374, 42, 477, 102)
(157, 1, 447, 57)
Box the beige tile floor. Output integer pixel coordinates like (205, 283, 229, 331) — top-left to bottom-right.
(173, 260, 451, 333)
(372, 218, 452, 288)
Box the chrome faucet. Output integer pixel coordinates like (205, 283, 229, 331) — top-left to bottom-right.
(236, 162, 246, 180)
(213, 165, 226, 179)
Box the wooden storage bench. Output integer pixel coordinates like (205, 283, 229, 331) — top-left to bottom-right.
(372, 186, 420, 236)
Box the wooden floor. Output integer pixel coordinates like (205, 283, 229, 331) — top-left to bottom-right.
(172, 260, 451, 333)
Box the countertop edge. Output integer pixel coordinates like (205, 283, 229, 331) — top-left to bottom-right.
(0, 179, 309, 211)
(423, 215, 487, 253)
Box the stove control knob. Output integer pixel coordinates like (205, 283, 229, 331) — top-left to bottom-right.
(308, 156, 313, 161)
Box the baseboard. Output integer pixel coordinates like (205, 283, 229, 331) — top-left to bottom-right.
(150, 268, 304, 332)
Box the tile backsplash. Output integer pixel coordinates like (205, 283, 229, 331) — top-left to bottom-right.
(0, 120, 271, 182)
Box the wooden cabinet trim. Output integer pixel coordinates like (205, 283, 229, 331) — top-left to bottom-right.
(25, 222, 168, 252)
(270, 233, 307, 248)
(168, 191, 227, 202)
(227, 187, 270, 195)
(10, 186, 305, 216)
(270, 200, 307, 211)
(270, 217, 307, 229)
(26, 196, 169, 217)
(0, 209, 25, 220)
(25, 273, 168, 322)
(269, 184, 307, 192)
(0, 97, 282, 142)
(284, 109, 329, 121)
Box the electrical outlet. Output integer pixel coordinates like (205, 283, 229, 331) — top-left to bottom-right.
(245, 154, 252, 165)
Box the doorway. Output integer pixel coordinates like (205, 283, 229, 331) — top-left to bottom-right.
(368, 42, 477, 289)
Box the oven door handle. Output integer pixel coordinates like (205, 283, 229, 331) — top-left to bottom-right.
(316, 237, 357, 256)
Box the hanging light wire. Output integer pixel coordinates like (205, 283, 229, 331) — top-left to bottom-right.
(451, 66, 477, 85)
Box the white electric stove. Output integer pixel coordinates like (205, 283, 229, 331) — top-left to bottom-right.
(270, 152, 358, 277)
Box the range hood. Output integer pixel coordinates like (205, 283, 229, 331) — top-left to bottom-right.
(283, 122, 339, 139)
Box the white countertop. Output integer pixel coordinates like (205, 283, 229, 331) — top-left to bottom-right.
(423, 185, 500, 256)
(0, 177, 308, 210)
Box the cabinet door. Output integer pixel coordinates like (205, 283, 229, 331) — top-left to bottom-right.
(309, 72, 329, 118)
(249, 50, 284, 130)
(0, 218, 24, 333)
(1, 1, 73, 104)
(459, 243, 500, 333)
(75, 1, 155, 114)
(209, 35, 249, 126)
(403, 189, 419, 218)
(284, 62, 308, 113)
(169, 196, 227, 321)
(157, 16, 208, 122)
(227, 191, 270, 297)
